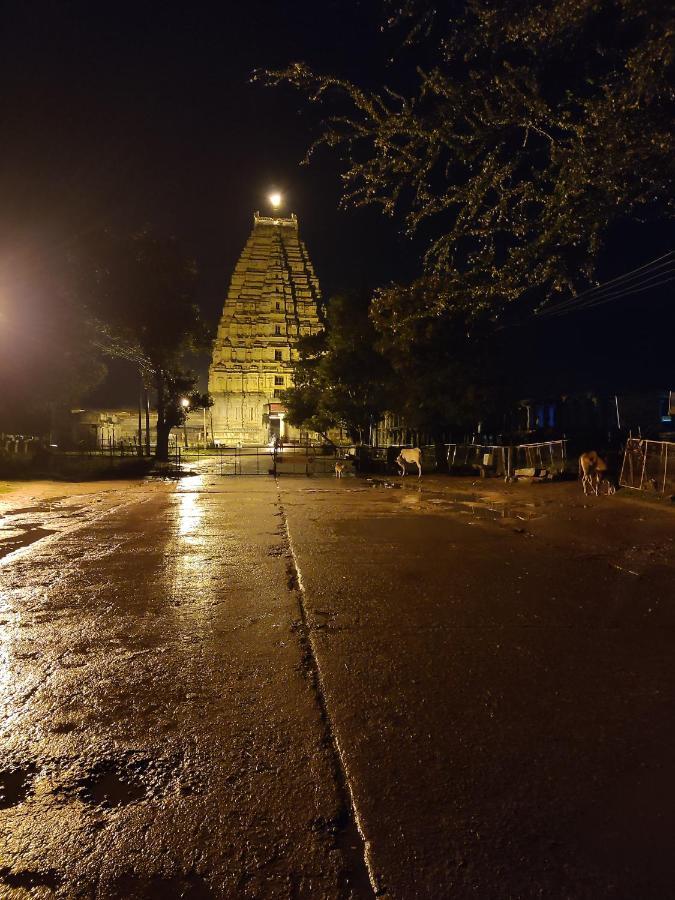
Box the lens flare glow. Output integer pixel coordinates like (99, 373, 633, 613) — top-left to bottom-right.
(268, 192, 282, 209)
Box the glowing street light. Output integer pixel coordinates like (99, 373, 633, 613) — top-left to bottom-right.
(181, 397, 190, 449)
(268, 191, 282, 210)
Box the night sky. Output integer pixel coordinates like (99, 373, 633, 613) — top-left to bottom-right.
(0, 1, 410, 404)
(0, 1, 672, 412)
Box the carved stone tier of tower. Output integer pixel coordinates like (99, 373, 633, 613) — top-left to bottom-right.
(208, 212, 323, 444)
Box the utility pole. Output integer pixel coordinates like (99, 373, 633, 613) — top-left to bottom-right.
(145, 386, 151, 456)
(138, 373, 143, 457)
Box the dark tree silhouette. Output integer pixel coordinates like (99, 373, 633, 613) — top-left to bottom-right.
(264, 0, 674, 429)
(265, 0, 673, 314)
(283, 291, 396, 443)
(76, 229, 211, 460)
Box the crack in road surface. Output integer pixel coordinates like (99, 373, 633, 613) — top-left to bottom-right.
(276, 480, 380, 898)
(1, 479, 375, 898)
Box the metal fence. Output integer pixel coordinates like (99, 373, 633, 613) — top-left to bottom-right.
(619, 438, 675, 494)
(181, 444, 433, 477)
(276, 445, 340, 476)
(180, 439, 571, 480)
(446, 443, 509, 476)
(180, 445, 340, 477)
(511, 440, 567, 475)
(447, 439, 567, 479)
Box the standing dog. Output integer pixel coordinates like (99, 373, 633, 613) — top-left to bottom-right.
(335, 461, 346, 478)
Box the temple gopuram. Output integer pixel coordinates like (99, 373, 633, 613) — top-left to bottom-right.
(208, 209, 323, 445)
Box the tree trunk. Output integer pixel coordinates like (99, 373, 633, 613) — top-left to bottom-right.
(156, 423, 171, 461)
(154, 373, 171, 461)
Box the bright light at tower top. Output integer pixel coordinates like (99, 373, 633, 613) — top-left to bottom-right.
(268, 192, 282, 209)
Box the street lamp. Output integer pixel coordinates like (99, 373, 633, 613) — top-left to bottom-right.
(181, 397, 190, 449)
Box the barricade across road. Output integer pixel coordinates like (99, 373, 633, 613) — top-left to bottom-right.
(620, 437, 675, 494)
(179, 444, 340, 476)
(447, 439, 567, 480)
(180, 440, 571, 480)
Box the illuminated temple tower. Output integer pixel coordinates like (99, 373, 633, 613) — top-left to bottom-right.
(208, 209, 323, 444)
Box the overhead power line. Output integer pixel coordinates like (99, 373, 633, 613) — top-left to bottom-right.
(538, 252, 674, 317)
(546, 250, 674, 306)
(536, 250, 675, 319)
(543, 271, 675, 317)
(557, 256, 674, 309)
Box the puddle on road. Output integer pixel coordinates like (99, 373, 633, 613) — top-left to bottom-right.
(364, 479, 545, 511)
(298, 478, 550, 521)
(420, 498, 541, 520)
(79, 763, 147, 808)
(366, 478, 402, 489)
(0, 502, 90, 559)
(52, 721, 77, 734)
(0, 868, 61, 891)
(109, 872, 212, 899)
(302, 488, 370, 494)
(6, 498, 68, 515)
(74, 752, 184, 809)
(365, 486, 545, 521)
(0, 525, 56, 559)
(0, 765, 38, 808)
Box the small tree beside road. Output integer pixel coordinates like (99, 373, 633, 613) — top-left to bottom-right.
(76, 229, 211, 460)
(282, 291, 395, 443)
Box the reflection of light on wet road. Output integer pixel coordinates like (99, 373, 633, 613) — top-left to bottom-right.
(177, 480, 204, 536)
(0, 577, 17, 702)
(0, 620, 11, 698)
(170, 476, 215, 620)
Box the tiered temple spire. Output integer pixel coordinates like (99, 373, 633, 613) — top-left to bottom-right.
(208, 211, 323, 444)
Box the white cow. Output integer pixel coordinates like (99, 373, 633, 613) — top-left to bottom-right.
(579, 451, 614, 496)
(396, 448, 422, 478)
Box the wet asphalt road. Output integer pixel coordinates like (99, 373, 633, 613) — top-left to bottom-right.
(1, 478, 356, 899)
(0, 472, 674, 899)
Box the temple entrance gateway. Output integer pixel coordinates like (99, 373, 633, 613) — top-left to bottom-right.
(267, 402, 286, 444)
(268, 418, 281, 443)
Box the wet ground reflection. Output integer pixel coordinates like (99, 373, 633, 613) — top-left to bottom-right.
(168, 475, 219, 617)
(0, 499, 70, 559)
(176, 484, 204, 536)
(0, 479, 165, 564)
(0, 524, 56, 559)
(303, 476, 547, 521)
(421, 496, 542, 520)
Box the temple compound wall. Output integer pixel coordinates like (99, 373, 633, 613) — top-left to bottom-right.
(208, 212, 323, 445)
